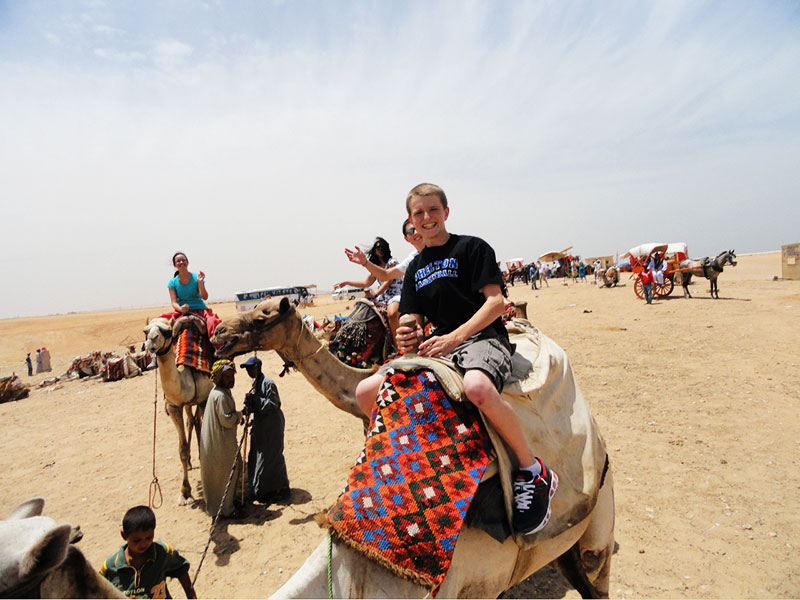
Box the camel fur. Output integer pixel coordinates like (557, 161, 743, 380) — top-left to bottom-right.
(144, 317, 213, 503)
(212, 297, 615, 598)
(0, 497, 124, 598)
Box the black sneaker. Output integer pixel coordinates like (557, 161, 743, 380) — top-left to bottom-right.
(512, 459, 558, 535)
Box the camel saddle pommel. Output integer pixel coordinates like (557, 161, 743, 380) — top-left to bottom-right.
(172, 314, 208, 339)
(388, 318, 609, 548)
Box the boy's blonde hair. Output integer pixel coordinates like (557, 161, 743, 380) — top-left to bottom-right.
(405, 183, 448, 215)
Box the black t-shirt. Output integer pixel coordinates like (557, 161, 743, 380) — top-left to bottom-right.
(400, 233, 510, 347)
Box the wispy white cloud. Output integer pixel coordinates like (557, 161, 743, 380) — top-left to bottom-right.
(151, 38, 194, 70)
(0, 1, 798, 317)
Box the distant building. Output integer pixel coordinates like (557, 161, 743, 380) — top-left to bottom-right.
(586, 255, 615, 269)
(782, 244, 800, 280)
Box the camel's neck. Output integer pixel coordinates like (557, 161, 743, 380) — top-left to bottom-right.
(279, 317, 370, 422)
(155, 348, 194, 402)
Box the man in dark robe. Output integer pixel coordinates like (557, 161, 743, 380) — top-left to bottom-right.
(241, 356, 290, 503)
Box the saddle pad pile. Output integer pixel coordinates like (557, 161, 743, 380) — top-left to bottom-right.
(330, 301, 387, 367)
(327, 368, 492, 593)
(174, 326, 214, 374)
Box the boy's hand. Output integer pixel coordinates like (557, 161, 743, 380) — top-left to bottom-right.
(418, 333, 460, 358)
(395, 324, 421, 354)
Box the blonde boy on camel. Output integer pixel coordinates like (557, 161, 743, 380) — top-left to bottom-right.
(354, 183, 558, 535)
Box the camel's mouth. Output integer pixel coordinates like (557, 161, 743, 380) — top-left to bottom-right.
(211, 336, 237, 357)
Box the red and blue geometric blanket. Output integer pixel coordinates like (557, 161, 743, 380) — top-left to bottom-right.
(327, 368, 492, 593)
(174, 323, 214, 374)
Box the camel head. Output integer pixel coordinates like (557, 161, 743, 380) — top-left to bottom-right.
(212, 297, 297, 358)
(143, 317, 173, 355)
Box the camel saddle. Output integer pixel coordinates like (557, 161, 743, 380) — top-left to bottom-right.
(387, 318, 609, 549)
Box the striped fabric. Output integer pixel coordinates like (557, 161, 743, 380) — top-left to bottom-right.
(174, 325, 214, 374)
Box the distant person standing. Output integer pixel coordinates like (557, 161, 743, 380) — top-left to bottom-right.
(539, 262, 550, 287)
(25, 353, 32, 376)
(241, 356, 290, 503)
(640, 267, 654, 305)
(40, 347, 51, 372)
(34, 349, 43, 374)
(529, 263, 538, 290)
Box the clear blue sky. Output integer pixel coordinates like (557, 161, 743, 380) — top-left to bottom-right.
(1, 1, 798, 318)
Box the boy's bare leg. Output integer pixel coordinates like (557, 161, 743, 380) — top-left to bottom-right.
(355, 372, 384, 417)
(462, 369, 535, 467)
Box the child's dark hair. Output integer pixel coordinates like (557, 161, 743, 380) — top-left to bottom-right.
(122, 505, 156, 535)
(367, 237, 391, 266)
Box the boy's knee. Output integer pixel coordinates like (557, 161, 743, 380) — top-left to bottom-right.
(463, 369, 498, 408)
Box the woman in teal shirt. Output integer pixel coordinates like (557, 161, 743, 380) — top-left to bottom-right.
(166, 251, 220, 338)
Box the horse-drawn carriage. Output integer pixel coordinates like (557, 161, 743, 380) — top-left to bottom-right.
(625, 242, 688, 300)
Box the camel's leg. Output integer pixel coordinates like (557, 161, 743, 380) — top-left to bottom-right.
(556, 471, 615, 598)
(165, 402, 193, 503)
(192, 402, 206, 459)
(184, 404, 194, 470)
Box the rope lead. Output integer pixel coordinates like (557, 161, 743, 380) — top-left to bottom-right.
(192, 412, 251, 589)
(149, 366, 163, 509)
(327, 531, 333, 599)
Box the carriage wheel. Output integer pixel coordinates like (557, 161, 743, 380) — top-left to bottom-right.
(634, 278, 644, 299)
(656, 277, 674, 297)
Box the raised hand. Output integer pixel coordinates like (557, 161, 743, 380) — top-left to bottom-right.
(344, 247, 367, 266)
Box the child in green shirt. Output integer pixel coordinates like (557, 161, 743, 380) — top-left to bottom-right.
(100, 505, 196, 599)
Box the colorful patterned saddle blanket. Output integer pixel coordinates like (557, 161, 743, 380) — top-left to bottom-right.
(327, 368, 492, 593)
(173, 315, 214, 374)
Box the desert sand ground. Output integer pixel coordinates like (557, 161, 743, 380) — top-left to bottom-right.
(1, 251, 798, 598)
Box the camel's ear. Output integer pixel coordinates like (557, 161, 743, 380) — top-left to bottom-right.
(279, 297, 291, 314)
(17, 523, 72, 583)
(6, 497, 45, 520)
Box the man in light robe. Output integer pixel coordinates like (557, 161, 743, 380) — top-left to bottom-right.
(200, 360, 243, 518)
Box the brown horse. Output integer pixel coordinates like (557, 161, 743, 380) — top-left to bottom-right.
(678, 249, 737, 299)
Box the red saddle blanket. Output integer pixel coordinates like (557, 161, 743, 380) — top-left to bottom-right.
(327, 369, 492, 593)
(174, 324, 214, 374)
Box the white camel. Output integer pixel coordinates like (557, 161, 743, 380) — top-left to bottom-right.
(0, 497, 124, 598)
(212, 298, 615, 598)
(144, 317, 213, 502)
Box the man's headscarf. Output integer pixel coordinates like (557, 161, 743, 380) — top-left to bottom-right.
(210, 359, 234, 385)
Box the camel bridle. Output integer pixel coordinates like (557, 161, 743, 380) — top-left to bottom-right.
(154, 327, 174, 356)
